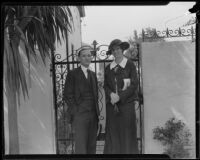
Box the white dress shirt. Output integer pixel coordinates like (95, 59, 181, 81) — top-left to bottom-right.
(81, 65, 90, 79)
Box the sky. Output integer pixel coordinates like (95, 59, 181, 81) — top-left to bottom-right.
(81, 2, 196, 45)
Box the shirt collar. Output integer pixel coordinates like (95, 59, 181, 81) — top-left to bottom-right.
(110, 57, 128, 70)
(81, 65, 90, 73)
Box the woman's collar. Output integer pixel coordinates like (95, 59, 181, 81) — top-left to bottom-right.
(110, 57, 128, 69)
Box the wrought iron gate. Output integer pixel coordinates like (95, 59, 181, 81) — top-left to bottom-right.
(51, 40, 144, 154)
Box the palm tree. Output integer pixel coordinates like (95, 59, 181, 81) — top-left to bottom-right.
(3, 5, 73, 154)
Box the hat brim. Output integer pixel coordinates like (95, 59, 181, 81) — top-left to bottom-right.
(120, 42, 130, 50)
(106, 42, 130, 55)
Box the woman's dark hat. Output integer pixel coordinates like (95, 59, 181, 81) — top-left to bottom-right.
(106, 39, 130, 55)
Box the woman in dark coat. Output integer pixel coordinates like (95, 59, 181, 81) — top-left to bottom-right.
(103, 39, 139, 154)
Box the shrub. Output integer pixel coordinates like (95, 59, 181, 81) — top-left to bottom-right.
(153, 117, 192, 158)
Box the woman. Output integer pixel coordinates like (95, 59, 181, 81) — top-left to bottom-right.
(103, 39, 139, 154)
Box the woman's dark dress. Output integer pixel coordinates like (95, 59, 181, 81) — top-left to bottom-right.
(103, 58, 139, 154)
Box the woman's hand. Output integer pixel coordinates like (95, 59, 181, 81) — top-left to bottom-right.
(110, 92, 120, 104)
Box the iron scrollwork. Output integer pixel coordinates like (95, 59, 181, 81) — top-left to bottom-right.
(53, 41, 112, 154)
(142, 26, 196, 41)
(53, 40, 142, 154)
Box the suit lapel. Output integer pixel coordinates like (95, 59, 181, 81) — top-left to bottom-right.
(89, 71, 98, 101)
(77, 68, 100, 115)
(78, 67, 90, 85)
(76, 67, 86, 92)
(89, 70, 100, 115)
(77, 66, 86, 80)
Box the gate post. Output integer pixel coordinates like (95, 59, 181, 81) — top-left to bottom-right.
(51, 48, 59, 154)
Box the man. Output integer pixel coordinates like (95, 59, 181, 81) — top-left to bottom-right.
(63, 47, 100, 154)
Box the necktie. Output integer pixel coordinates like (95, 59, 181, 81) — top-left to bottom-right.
(87, 69, 91, 81)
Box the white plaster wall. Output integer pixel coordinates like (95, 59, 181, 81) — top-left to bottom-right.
(4, 50, 56, 154)
(3, 92, 9, 154)
(55, 6, 82, 62)
(4, 6, 83, 154)
(17, 51, 56, 154)
(141, 41, 195, 158)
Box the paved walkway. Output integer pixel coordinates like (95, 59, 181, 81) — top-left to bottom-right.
(96, 141, 105, 154)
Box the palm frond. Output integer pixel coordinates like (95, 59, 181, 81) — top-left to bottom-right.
(4, 5, 74, 101)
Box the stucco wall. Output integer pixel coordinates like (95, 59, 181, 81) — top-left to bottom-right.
(55, 6, 82, 62)
(4, 6, 83, 154)
(142, 41, 195, 158)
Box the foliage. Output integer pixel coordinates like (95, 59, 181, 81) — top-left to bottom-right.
(128, 28, 165, 44)
(125, 28, 165, 59)
(182, 17, 196, 27)
(4, 6, 73, 102)
(142, 27, 165, 42)
(3, 5, 73, 154)
(128, 30, 142, 44)
(153, 117, 192, 158)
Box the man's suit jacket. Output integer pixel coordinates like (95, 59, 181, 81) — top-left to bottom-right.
(63, 66, 100, 118)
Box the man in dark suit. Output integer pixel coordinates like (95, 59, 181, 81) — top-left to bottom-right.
(63, 47, 100, 154)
